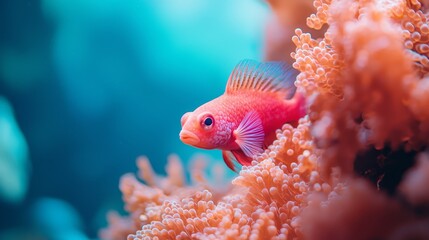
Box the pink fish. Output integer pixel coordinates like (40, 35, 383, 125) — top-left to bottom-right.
(179, 60, 306, 171)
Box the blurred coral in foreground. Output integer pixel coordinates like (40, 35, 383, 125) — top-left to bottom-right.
(102, 0, 429, 239)
(102, 119, 329, 239)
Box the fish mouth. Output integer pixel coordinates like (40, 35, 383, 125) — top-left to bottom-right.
(179, 130, 200, 145)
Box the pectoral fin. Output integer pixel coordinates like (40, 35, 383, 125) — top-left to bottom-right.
(233, 111, 265, 157)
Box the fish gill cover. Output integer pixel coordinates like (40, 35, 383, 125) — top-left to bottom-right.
(101, 0, 429, 239)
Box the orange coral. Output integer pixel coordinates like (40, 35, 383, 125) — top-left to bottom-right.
(399, 152, 429, 206)
(102, 118, 333, 239)
(301, 179, 415, 240)
(100, 155, 232, 239)
(290, 0, 429, 238)
(292, 0, 429, 175)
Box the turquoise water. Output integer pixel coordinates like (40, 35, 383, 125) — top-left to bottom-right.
(0, 0, 268, 238)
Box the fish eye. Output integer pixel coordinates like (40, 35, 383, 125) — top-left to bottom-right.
(204, 117, 213, 126)
(200, 114, 215, 130)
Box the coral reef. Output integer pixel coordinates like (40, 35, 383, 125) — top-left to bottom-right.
(293, 0, 422, 175)
(102, 118, 332, 239)
(102, 0, 429, 239)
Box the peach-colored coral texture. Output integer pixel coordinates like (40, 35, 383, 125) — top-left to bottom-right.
(101, 0, 429, 239)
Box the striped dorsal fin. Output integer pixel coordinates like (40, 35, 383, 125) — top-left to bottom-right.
(225, 59, 297, 99)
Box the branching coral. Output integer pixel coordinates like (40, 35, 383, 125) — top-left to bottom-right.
(102, 0, 429, 239)
(100, 155, 232, 239)
(292, 0, 429, 239)
(293, 0, 428, 175)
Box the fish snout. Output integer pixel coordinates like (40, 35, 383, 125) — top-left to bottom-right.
(179, 129, 200, 145)
(181, 112, 192, 127)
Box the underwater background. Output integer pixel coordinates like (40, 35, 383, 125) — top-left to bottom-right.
(0, 0, 269, 239)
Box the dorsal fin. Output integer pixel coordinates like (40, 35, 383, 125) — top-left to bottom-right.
(225, 59, 298, 99)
